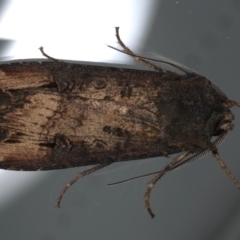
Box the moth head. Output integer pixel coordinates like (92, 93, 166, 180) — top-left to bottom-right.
(213, 109, 234, 136)
(206, 81, 238, 137)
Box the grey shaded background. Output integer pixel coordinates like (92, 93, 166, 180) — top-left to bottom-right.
(0, 0, 240, 240)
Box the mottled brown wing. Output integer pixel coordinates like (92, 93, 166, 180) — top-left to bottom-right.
(0, 61, 182, 170)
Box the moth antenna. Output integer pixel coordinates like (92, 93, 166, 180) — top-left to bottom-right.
(39, 46, 61, 62)
(109, 27, 196, 75)
(107, 131, 228, 187)
(208, 81, 227, 99)
(108, 152, 190, 186)
(107, 170, 165, 185)
(165, 131, 227, 171)
(108, 44, 197, 75)
(56, 163, 110, 208)
(109, 132, 224, 187)
(111, 27, 164, 73)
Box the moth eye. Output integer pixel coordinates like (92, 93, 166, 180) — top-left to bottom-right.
(212, 118, 224, 136)
(212, 128, 224, 136)
(212, 118, 232, 136)
(93, 79, 107, 89)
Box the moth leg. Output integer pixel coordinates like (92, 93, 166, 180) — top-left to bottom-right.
(56, 163, 110, 208)
(114, 27, 164, 73)
(212, 148, 240, 188)
(144, 151, 189, 218)
(39, 46, 61, 62)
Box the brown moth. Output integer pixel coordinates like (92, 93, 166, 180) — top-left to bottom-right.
(0, 27, 239, 218)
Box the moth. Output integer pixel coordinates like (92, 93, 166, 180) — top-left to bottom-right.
(0, 27, 239, 218)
